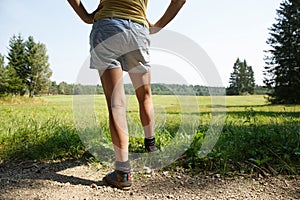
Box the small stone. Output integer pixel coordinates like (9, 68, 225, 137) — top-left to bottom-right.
(143, 167, 152, 174)
(90, 183, 97, 189)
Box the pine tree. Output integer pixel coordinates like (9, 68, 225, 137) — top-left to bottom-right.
(0, 54, 7, 95)
(6, 67, 24, 95)
(26, 36, 52, 97)
(245, 60, 255, 94)
(0, 53, 24, 96)
(6, 34, 28, 95)
(6, 34, 52, 97)
(264, 0, 300, 104)
(227, 58, 255, 95)
(227, 58, 240, 95)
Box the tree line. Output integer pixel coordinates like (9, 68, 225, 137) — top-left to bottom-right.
(47, 81, 268, 96)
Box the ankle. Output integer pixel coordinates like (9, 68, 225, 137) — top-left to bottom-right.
(115, 160, 131, 173)
(144, 137, 156, 152)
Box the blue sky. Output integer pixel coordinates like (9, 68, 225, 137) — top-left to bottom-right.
(0, 0, 282, 86)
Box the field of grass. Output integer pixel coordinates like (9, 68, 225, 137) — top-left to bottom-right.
(0, 95, 299, 175)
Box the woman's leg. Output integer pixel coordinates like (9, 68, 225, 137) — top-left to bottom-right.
(129, 71, 155, 141)
(99, 68, 129, 162)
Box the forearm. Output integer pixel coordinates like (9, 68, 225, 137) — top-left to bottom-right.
(67, 0, 93, 24)
(153, 0, 186, 29)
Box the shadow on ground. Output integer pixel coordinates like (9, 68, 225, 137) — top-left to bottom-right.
(0, 159, 103, 188)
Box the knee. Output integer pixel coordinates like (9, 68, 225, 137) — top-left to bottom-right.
(108, 97, 127, 113)
(111, 100, 126, 110)
(138, 92, 152, 106)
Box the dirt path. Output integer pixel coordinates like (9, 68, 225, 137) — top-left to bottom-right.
(0, 159, 299, 200)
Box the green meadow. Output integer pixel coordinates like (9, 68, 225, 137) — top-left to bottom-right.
(0, 95, 299, 174)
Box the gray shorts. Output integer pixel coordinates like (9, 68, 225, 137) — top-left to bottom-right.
(90, 18, 151, 73)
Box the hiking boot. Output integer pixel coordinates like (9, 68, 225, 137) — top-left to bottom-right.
(103, 170, 131, 190)
(144, 137, 156, 153)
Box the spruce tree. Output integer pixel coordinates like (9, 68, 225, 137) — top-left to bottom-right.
(227, 58, 240, 95)
(0, 53, 23, 96)
(0, 54, 7, 95)
(245, 60, 255, 94)
(6, 34, 52, 97)
(264, 0, 300, 104)
(7, 34, 28, 95)
(6, 66, 24, 95)
(227, 58, 255, 95)
(26, 36, 52, 97)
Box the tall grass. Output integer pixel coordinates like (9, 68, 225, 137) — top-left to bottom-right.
(0, 95, 299, 175)
(186, 102, 300, 175)
(0, 96, 85, 160)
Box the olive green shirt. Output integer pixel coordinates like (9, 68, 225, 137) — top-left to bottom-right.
(94, 0, 148, 27)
